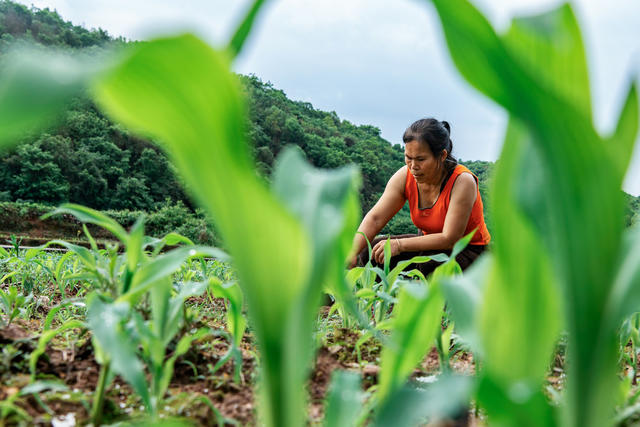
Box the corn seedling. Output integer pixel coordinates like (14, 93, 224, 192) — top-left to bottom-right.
(31, 251, 79, 298)
(208, 279, 246, 383)
(38, 206, 229, 424)
(86, 15, 359, 427)
(6, 234, 22, 256)
(0, 285, 33, 326)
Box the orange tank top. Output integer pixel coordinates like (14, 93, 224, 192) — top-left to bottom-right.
(404, 164, 491, 246)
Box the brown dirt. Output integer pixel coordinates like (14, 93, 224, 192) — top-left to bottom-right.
(1, 304, 481, 426)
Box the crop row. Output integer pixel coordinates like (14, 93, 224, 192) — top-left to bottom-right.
(0, 0, 639, 426)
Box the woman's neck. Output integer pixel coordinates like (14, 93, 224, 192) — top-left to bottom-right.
(418, 167, 448, 189)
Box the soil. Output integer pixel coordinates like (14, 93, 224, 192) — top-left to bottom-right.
(1, 302, 481, 426)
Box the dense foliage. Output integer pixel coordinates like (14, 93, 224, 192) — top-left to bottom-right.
(0, 0, 636, 237)
(0, 0, 123, 48)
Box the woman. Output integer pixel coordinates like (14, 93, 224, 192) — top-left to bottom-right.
(349, 118, 490, 275)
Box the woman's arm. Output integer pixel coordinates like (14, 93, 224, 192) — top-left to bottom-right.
(371, 172, 477, 264)
(348, 166, 407, 265)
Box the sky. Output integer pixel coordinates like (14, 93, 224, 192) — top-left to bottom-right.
(16, 0, 640, 195)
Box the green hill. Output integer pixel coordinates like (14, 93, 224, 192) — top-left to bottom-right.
(0, 0, 637, 239)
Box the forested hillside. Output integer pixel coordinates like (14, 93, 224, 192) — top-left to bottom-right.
(0, 0, 637, 238)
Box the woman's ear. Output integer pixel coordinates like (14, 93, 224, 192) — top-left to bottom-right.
(441, 149, 448, 161)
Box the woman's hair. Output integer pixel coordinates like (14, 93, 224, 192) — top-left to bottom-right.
(402, 118, 457, 175)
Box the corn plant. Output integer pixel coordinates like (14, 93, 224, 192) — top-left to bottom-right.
(0, 245, 48, 295)
(29, 305, 85, 381)
(208, 279, 246, 383)
(323, 371, 365, 427)
(0, 285, 33, 326)
(344, 236, 449, 326)
(30, 251, 79, 298)
(616, 313, 640, 423)
(620, 313, 640, 384)
(62, 206, 226, 423)
(0, 7, 360, 424)
(375, 243, 469, 401)
(6, 235, 22, 256)
(426, 1, 639, 426)
(89, 20, 359, 427)
(22, 205, 228, 424)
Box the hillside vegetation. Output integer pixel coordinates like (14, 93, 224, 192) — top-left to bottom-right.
(0, 0, 636, 240)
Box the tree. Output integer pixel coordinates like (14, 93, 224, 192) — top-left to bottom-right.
(7, 143, 69, 203)
(111, 176, 153, 211)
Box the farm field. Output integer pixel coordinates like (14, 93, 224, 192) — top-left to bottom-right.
(0, 242, 478, 426)
(1, 0, 640, 426)
(1, 232, 572, 427)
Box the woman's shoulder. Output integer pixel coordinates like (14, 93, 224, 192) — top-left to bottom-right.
(390, 165, 409, 182)
(386, 166, 409, 194)
(453, 164, 471, 175)
(449, 169, 478, 200)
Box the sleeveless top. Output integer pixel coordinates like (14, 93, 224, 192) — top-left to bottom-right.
(404, 164, 491, 246)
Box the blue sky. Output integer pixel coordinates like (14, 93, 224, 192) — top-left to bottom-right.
(17, 0, 640, 195)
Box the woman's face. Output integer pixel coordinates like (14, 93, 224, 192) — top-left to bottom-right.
(404, 140, 445, 184)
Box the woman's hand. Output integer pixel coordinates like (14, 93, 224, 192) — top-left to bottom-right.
(372, 238, 402, 265)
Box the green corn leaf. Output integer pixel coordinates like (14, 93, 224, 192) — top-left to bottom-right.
(502, 4, 592, 119)
(54, 252, 76, 282)
(430, 0, 624, 292)
(20, 380, 69, 396)
(43, 203, 128, 244)
(127, 215, 145, 273)
(210, 280, 246, 347)
(355, 288, 376, 299)
(159, 328, 210, 400)
(358, 231, 374, 258)
(450, 230, 475, 259)
(477, 373, 557, 427)
(92, 33, 310, 333)
(378, 281, 444, 402)
(162, 232, 195, 246)
(227, 0, 270, 58)
(440, 322, 455, 360)
(42, 299, 84, 331)
(87, 295, 150, 409)
(345, 267, 365, 287)
(428, 0, 515, 110)
(122, 245, 228, 303)
(605, 82, 639, 175)
(387, 255, 434, 285)
(323, 370, 365, 427)
(480, 119, 561, 385)
(166, 281, 209, 335)
(29, 319, 85, 378)
(269, 146, 360, 424)
(82, 224, 99, 252)
(440, 254, 491, 354)
(271, 146, 359, 292)
(0, 271, 18, 284)
(383, 238, 391, 275)
(607, 224, 640, 326)
(426, 1, 637, 426)
(25, 240, 94, 267)
(92, 35, 359, 427)
(374, 375, 473, 427)
(149, 276, 173, 350)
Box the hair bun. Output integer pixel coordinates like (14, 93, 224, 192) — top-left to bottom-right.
(441, 120, 451, 134)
